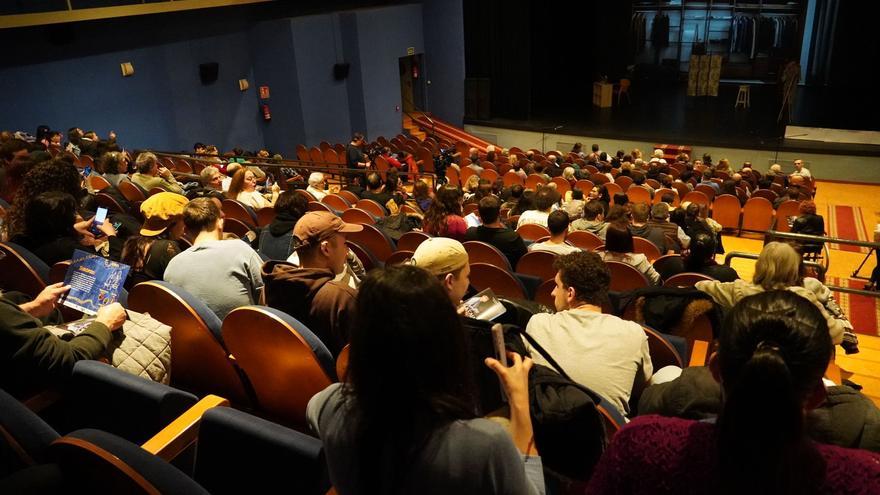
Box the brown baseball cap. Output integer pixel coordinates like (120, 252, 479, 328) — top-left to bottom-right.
(140, 192, 188, 236)
(293, 211, 362, 249)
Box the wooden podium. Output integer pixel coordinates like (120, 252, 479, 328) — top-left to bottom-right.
(593, 82, 613, 108)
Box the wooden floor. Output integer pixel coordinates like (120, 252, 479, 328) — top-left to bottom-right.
(715, 181, 880, 405)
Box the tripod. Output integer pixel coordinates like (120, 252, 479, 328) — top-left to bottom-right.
(852, 247, 875, 281)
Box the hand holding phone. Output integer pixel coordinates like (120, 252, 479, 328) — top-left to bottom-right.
(90, 207, 108, 236)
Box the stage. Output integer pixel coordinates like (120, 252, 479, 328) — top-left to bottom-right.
(464, 82, 880, 158)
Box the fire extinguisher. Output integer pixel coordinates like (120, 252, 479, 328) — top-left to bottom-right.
(262, 104, 271, 121)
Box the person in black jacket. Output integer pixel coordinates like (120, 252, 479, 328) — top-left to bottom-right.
(464, 196, 527, 268)
(791, 200, 825, 255)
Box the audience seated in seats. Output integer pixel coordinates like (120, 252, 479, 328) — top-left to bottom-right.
(529, 210, 580, 255)
(562, 188, 585, 219)
(790, 174, 812, 198)
(587, 184, 611, 216)
(307, 264, 545, 494)
(423, 186, 467, 241)
(791, 200, 825, 254)
(656, 231, 739, 282)
(306, 172, 328, 201)
(505, 186, 529, 215)
(464, 195, 528, 268)
(501, 184, 525, 214)
(791, 158, 812, 179)
(11, 191, 119, 266)
(698, 170, 721, 195)
(588, 291, 880, 494)
(7, 158, 84, 240)
(130, 152, 183, 194)
(516, 186, 559, 230)
(360, 172, 398, 214)
(78, 129, 119, 158)
(632, 172, 654, 198)
(525, 251, 652, 416)
(628, 203, 668, 254)
(186, 166, 226, 202)
(410, 180, 433, 213)
(120, 192, 187, 289)
(464, 180, 493, 228)
(262, 211, 362, 357)
(600, 223, 661, 285)
(258, 190, 308, 260)
(571, 200, 609, 239)
(97, 151, 130, 188)
(0, 284, 125, 399)
(466, 147, 485, 175)
(462, 175, 481, 202)
(773, 186, 800, 209)
(681, 202, 724, 253)
(220, 162, 241, 192)
(612, 193, 629, 210)
(0, 138, 32, 203)
(695, 242, 857, 353)
(648, 202, 689, 254)
(164, 198, 264, 320)
(228, 168, 279, 209)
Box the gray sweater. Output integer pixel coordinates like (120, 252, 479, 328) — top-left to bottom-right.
(164, 239, 264, 320)
(307, 383, 545, 495)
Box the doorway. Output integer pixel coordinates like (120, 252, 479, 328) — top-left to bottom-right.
(399, 54, 426, 113)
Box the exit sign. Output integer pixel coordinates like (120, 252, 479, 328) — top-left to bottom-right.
(407, 47, 415, 56)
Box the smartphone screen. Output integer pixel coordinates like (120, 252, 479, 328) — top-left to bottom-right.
(91, 207, 108, 235)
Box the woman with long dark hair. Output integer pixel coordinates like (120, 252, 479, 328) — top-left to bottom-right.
(600, 222, 661, 285)
(423, 186, 467, 240)
(587, 291, 880, 494)
(120, 192, 187, 289)
(307, 265, 543, 494)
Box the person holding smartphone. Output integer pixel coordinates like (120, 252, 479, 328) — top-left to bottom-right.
(307, 265, 544, 494)
(10, 191, 117, 266)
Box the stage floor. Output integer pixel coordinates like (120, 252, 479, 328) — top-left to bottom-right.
(465, 83, 880, 157)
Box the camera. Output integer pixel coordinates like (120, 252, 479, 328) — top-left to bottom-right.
(434, 148, 456, 184)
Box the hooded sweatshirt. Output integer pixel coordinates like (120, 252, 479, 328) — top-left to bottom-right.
(261, 261, 356, 357)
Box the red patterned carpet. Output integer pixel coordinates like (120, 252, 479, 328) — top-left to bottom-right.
(826, 276, 879, 336)
(826, 205, 870, 253)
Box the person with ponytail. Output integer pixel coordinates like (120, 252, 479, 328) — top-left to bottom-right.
(587, 291, 880, 494)
(307, 265, 545, 494)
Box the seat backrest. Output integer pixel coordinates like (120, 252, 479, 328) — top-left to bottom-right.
(397, 231, 431, 252)
(694, 184, 716, 201)
(741, 196, 774, 232)
(682, 190, 710, 208)
(89, 175, 112, 191)
(67, 361, 198, 445)
(355, 199, 386, 217)
(309, 147, 323, 164)
(516, 250, 558, 281)
(321, 194, 350, 212)
(336, 344, 350, 382)
(221, 200, 257, 227)
(605, 260, 650, 291)
(222, 306, 334, 427)
(341, 208, 376, 225)
(596, 400, 625, 437)
(307, 201, 334, 213)
(0, 387, 60, 473)
(127, 281, 250, 405)
(0, 242, 49, 297)
(614, 175, 633, 191)
(194, 407, 327, 495)
(346, 241, 379, 273)
(774, 200, 801, 233)
(632, 237, 661, 262)
(752, 189, 778, 202)
(627, 185, 651, 205)
(294, 189, 316, 202)
(516, 223, 551, 242)
(567, 230, 604, 251)
(337, 190, 360, 205)
(222, 218, 253, 239)
(480, 169, 499, 183)
(295, 145, 310, 162)
(533, 278, 557, 308)
(503, 171, 524, 187)
(603, 181, 622, 197)
(462, 241, 512, 271)
(550, 177, 571, 196)
(118, 180, 147, 202)
(445, 166, 460, 187)
(346, 223, 395, 261)
(49, 429, 210, 494)
(711, 194, 742, 231)
(589, 173, 609, 185)
(663, 272, 715, 288)
(384, 250, 414, 266)
(256, 207, 276, 228)
(468, 263, 527, 300)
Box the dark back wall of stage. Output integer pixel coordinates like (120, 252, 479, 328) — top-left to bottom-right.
(0, 0, 465, 156)
(464, 0, 632, 120)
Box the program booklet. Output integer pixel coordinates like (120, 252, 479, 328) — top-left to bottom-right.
(460, 288, 506, 321)
(58, 249, 130, 316)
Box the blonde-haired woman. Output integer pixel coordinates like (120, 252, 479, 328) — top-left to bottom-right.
(695, 242, 856, 351)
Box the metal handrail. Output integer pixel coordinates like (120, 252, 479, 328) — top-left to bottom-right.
(765, 230, 880, 250)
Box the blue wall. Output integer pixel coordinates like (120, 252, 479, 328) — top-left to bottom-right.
(0, 2, 462, 154)
(423, 0, 465, 127)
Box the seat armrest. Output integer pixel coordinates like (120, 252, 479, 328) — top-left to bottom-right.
(141, 395, 229, 461)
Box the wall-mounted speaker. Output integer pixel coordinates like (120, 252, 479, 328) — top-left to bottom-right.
(199, 62, 219, 85)
(333, 63, 350, 80)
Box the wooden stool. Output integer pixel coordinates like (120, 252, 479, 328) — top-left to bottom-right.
(735, 85, 750, 109)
